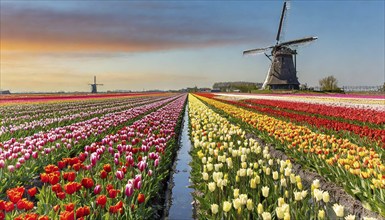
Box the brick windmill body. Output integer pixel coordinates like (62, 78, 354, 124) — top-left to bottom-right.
(244, 1, 318, 90)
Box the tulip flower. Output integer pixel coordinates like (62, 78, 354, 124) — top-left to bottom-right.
(223, 201, 231, 212)
(27, 187, 37, 197)
(133, 175, 142, 189)
(96, 195, 107, 207)
(257, 203, 264, 214)
(94, 185, 102, 195)
(333, 203, 344, 217)
(262, 186, 269, 198)
(322, 191, 330, 203)
(262, 212, 271, 220)
(345, 215, 356, 220)
(208, 182, 216, 192)
(115, 170, 124, 180)
(211, 204, 219, 214)
(137, 193, 145, 204)
(125, 183, 134, 197)
(81, 177, 94, 189)
(318, 210, 325, 219)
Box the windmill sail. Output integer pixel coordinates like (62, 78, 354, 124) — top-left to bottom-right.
(243, 46, 273, 56)
(276, 1, 288, 43)
(278, 36, 318, 47)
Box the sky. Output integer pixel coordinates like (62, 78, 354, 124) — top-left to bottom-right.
(0, 0, 384, 92)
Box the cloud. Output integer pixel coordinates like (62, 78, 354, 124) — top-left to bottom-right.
(0, 1, 272, 53)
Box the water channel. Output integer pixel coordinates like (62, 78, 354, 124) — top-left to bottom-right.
(166, 105, 194, 220)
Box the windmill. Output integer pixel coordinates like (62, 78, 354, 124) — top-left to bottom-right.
(89, 76, 103, 93)
(243, 1, 317, 90)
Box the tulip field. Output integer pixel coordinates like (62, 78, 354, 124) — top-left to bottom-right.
(0, 93, 187, 219)
(1, 92, 384, 219)
(189, 93, 384, 220)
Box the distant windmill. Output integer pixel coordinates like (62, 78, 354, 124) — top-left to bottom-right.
(243, 1, 318, 90)
(89, 76, 103, 93)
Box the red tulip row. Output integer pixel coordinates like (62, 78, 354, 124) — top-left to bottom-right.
(0, 94, 187, 219)
(242, 98, 385, 125)
(197, 93, 385, 146)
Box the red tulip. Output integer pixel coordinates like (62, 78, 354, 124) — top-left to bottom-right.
(59, 210, 74, 220)
(137, 193, 145, 204)
(108, 189, 120, 199)
(103, 164, 112, 173)
(52, 183, 62, 193)
(44, 164, 59, 174)
(56, 192, 66, 200)
(6, 186, 24, 203)
(48, 173, 60, 185)
(27, 187, 37, 197)
(100, 170, 108, 179)
(64, 182, 81, 195)
(40, 173, 49, 183)
(96, 195, 107, 207)
(81, 178, 94, 189)
(4, 201, 14, 212)
(64, 203, 75, 212)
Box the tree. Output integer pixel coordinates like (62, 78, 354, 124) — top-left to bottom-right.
(319, 75, 340, 91)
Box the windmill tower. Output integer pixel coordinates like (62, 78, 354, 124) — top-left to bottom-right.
(243, 1, 317, 90)
(89, 76, 103, 93)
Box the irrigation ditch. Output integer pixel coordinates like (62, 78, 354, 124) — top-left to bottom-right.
(164, 104, 194, 220)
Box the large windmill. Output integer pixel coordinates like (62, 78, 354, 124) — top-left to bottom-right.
(243, 1, 317, 90)
(89, 76, 103, 93)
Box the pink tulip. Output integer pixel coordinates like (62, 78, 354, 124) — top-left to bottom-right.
(125, 182, 134, 197)
(0, 160, 5, 168)
(94, 185, 102, 194)
(90, 152, 98, 166)
(116, 170, 124, 180)
(133, 175, 142, 189)
(8, 165, 15, 172)
(138, 161, 147, 172)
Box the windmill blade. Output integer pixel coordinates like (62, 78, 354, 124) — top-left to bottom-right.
(278, 36, 318, 48)
(276, 1, 288, 43)
(243, 46, 273, 56)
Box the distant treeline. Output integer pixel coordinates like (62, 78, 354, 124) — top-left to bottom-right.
(213, 82, 262, 92)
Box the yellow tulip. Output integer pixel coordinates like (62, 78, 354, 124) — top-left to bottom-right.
(257, 203, 264, 214)
(262, 186, 269, 197)
(223, 201, 232, 212)
(211, 204, 219, 214)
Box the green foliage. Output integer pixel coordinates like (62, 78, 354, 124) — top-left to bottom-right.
(319, 75, 342, 92)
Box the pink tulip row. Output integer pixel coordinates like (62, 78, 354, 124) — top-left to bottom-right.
(86, 94, 186, 173)
(0, 95, 180, 173)
(84, 94, 186, 202)
(0, 94, 152, 117)
(0, 96, 170, 136)
(1, 95, 164, 124)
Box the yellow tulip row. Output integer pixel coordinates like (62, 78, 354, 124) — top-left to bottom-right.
(188, 94, 360, 220)
(196, 94, 385, 190)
